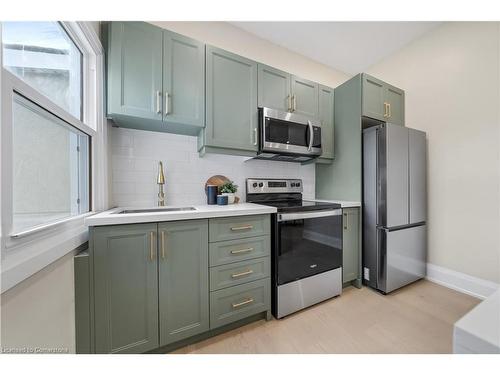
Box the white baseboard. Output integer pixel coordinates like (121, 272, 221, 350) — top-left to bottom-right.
(426, 263, 499, 300)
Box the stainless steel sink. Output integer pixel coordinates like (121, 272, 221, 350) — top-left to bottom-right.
(117, 207, 196, 214)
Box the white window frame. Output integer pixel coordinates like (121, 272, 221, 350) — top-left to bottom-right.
(0, 22, 108, 292)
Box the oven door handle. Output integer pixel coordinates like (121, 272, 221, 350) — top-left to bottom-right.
(278, 209, 342, 222)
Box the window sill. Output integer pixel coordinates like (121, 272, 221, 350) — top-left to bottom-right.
(1, 219, 91, 293)
(10, 212, 94, 239)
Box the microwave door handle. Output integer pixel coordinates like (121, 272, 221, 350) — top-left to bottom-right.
(307, 120, 313, 151)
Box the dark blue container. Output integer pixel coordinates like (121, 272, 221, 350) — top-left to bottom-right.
(207, 185, 218, 205)
(216, 195, 228, 205)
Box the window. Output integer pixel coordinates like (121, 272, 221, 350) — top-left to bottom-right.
(2, 22, 83, 119)
(1, 21, 104, 291)
(11, 94, 89, 234)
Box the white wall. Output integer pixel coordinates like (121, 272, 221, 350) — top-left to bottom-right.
(366, 22, 500, 284)
(0, 252, 76, 353)
(111, 127, 315, 207)
(149, 22, 350, 89)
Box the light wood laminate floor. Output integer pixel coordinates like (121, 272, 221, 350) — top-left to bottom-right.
(173, 280, 479, 354)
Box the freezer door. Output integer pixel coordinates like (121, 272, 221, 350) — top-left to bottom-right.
(409, 128, 427, 224)
(378, 225, 427, 293)
(378, 124, 409, 227)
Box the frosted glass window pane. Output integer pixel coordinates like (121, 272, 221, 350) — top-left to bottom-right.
(12, 94, 89, 234)
(2, 22, 83, 119)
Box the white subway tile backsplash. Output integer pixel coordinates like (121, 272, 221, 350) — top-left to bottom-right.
(110, 127, 315, 207)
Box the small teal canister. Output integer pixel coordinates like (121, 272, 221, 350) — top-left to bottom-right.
(216, 195, 228, 205)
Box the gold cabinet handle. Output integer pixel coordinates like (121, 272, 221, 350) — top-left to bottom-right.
(231, 269, 254, 278)
(230, 225, 253, 231)
(165, 91, 170, 115)
(232, 298, 254, 309)
(230, 247, 254, 255)
(161, 230, 166, 259)
(149, 231, 155, 261)
(287, 95, 292, 112)
(155, 91, 161, 114)
(387, 103, 391, 118)
(383, 102, 388, 118)
(292, 94, 297, 112)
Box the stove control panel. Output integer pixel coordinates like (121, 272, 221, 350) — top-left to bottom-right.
(246, 178, 303, 194)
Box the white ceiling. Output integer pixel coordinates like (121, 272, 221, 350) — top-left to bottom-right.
(230, 22, 441, 75)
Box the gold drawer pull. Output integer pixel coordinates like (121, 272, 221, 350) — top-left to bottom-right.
(230, 225, 253, 231)
(230, 247, 254, 255)
(232, 298, 254, 309)
(231, 269, 254, 278)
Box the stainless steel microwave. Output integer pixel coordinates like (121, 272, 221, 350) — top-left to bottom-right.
(256, 107, 322, 162)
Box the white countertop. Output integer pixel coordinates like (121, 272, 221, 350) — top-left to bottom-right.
(310, 199, 361, 208)
(453, 289, 500, 353)
(85, 203, 277, 226)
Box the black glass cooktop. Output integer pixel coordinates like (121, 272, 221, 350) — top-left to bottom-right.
(258, 199, 341, 213)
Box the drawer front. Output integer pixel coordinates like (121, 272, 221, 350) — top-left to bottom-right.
(209, 215, 270, 242)
(209, 236, 270, 266)
(210, 278, 270, 329)
(210, 257, 270, 291)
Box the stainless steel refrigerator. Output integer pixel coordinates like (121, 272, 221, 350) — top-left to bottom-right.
(363, 123, 427, 294)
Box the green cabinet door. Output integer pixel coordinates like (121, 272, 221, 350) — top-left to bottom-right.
(93, 223, 159, 354)
(163, 30, 205, 133)
(291, 75, 319, 118)
(318, 85, 335, 161)
(257, 64, 291, 112)
(385, 84, 405, 126)
(342, 208, 361, 286)
(204, 46, 258, 152)
(107, 22, 163, 122)
(158, 220, 209, 346)
(362, 73, 386, 122)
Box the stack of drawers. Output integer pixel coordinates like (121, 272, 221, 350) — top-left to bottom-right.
(208, 214, 271, 328)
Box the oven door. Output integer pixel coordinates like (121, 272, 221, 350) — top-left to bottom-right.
(259, 107, 322, 156)
(276, 209, 343, 285)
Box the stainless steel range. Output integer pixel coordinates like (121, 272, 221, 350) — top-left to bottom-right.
(246, 178, 343, 318)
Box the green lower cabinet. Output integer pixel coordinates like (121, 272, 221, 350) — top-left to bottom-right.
(210, 278, 271, 329)
(342, 208, 361, 287)
(93, 223, 159, 354)
(158, 220, 209, 346)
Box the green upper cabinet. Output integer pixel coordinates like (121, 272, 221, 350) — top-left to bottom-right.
(318, 85, 335, 161)
(106, 22, 205, 135)
(162, 30, 205, 131)
(361, 73, 405, 126)
(291, 75, 319, 118)
(158, 220, 209, 346)
(92, 224, 159, 354)
(385, 84, 405, 126)
(257, 64, 291, 112)
(257, 64, 320, 118)
(201, 46, 258, 155)
(107, 22, 163, 122)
